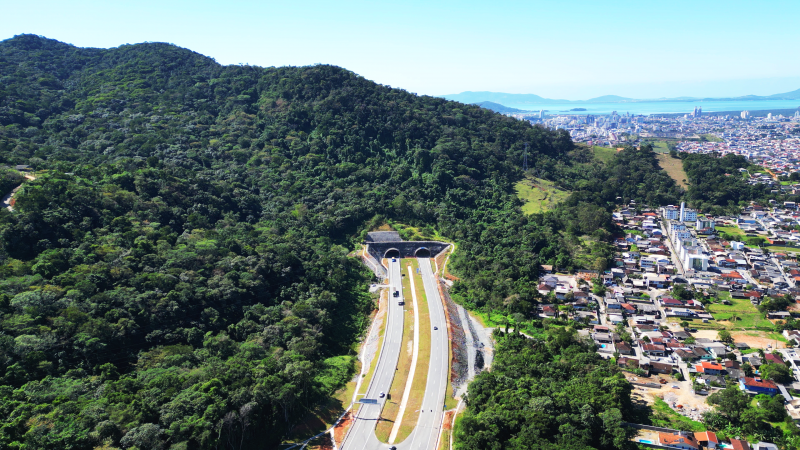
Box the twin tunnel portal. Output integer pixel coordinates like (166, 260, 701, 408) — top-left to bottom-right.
(383, 247, 430, 259)
(365, 231, 449, 263)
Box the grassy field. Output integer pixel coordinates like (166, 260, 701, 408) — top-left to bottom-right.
(394, 258, 433, 442)
(716, 225, 745, 238)
(651, 141, 670, 153)
(375, 259, 417, 441)
(699, 134, 723, 142)
(514, 176, 570, 214)
(592, 146, 617, 163)
(655, 153, 689, 189)
(767, 246, 800, 254)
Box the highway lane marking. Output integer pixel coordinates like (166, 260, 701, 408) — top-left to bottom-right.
(387, 264, 422, 443)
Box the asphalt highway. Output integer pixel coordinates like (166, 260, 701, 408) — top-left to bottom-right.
(344, 259, 405, 450)
(397, 258, 448, 450)
(342, 258, 449, 450)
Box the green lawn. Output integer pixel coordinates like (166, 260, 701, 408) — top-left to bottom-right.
(592, 146, 617, 163)
(651, 141, 670, 153)
(716, 226, 745, 238)
(514, 177, 570, 214)
(706, 297, 773, 329)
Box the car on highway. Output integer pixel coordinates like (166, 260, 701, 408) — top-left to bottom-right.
(433, 326, 438, 330)
(393, 290, 399, 297)
(391, 258, 397, 262)
(380, 391, 385, 398)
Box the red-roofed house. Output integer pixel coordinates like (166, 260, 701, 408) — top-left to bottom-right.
(739, 377, 779, 395)
(661, 297, 683, 307)
(695, 361, 725, 375)
(721, 272, 746, 284)
(659, 432, 699, 450)
(642, 343, 666, 356)
(730, 439, 751, 450)
(764, 353, 785, 366)
(695, 431, 719, 449)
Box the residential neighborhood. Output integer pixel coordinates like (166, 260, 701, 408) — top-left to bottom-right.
(540, 199, 800, 449)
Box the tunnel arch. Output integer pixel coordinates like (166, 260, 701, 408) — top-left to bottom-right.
(414, 247, 431, 258)
(384, 248, 400, 258)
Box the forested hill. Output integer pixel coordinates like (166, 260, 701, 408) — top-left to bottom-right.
(0, 34, 678, 449)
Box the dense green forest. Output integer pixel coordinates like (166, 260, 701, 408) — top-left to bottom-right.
(0, 34, 684, 449)
(454, 329, 635, 450)
(681, 153, 783, 214)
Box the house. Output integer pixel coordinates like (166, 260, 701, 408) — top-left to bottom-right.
(706, 343, 728, 359)
(694, 431, 718, 449)
(739, 377, 779, 396)
(730, 439, 751, 450)
(725, 360, 741, 370)
(721, 271, 746, 284)
(541, 305, 557, 317)
(764, 353, 785, 366)
(537, 283, 554, 295)
(692, 347, 713, 360)
(783, 329, 800, 342)
(752, 443, 779, 450)
(608, 313, 625, 324)
(661, 297, 684, 307)
(695, 361, 726, 376)
(650, 362, 674, 374)
(742, 355, 763, 367)
(658, 432, 699, 450)
(642, 343, 666, 356)
(673, 331, 691, 340)
(593, 332, 614, 344)
(615, 341, 633, 355)
(617, 357, 639, 370)
(768, 311, 792, 320)
(675, 349, 698, 361)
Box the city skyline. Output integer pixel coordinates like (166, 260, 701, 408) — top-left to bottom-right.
(5, 0, 800, 100)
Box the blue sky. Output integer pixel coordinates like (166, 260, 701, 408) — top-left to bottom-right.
(5, 0, 800, 100)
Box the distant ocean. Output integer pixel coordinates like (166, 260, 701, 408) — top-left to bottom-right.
(501, 99, 800, 116)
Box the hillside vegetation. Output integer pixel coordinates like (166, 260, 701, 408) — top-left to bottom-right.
(0, 35, 684, 449)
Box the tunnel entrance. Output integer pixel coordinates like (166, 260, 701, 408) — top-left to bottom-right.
(414, 248, 431, 258)
(384, 248, 400, 258)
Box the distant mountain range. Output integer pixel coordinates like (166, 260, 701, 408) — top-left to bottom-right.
(443, 88, 800, 106)
(472, 101, 525, 113)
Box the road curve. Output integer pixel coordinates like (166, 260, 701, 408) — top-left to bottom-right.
(343, 259, 405, 450)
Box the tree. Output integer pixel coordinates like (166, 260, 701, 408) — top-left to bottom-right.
(760, 363, 792, 384)
(742, 362, 755, 377)
(707, 385, 752, 423)
(680, 321, 689, 328)
(718, 330, 733, 344)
